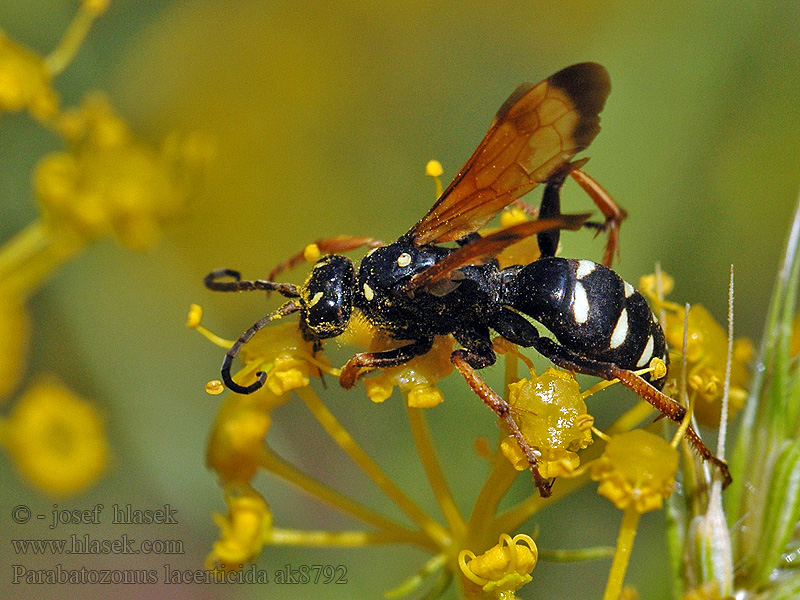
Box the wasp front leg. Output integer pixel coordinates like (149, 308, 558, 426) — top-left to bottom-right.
(268, 236, 384, 281)
(339, 337, 434, 389)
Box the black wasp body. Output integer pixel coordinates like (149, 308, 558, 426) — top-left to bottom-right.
(206, 63, 728, 495)
(349, 243, 668, 384)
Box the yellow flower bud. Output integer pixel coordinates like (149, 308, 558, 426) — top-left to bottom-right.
(425, 159, 443, 177)
(362, 337, 453, 407)
(206, 392, 273, 483)
(591, 429, 678, 513)
(502, 367, 593, 477)
(206, 483, 272, 571)
(0, 33, 59, 120)
(459, 534, 538, 600)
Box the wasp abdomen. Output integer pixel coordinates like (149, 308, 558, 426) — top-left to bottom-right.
(502, 257, 668, 378)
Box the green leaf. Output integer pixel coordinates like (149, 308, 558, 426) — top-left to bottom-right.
(756, 437, 800, 586)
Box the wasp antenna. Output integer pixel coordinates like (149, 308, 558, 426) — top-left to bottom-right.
(221, 353, 267, 394)
(220, 301, 301, 394)
(204, 269, 300, 298)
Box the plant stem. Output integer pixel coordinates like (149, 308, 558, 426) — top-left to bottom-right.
(296, 386, 450, 549)
(604, 506, 640, 600)
(406, 405, 466, 539)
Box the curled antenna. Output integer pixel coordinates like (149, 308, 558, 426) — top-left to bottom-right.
(221, 300, 302, 394)
(204, 269, 300, 298)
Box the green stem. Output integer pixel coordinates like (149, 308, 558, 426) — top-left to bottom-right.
(406, 405, 466, 539)
(295, 386, 450, 549)
(259, 447, 432, 551)
(0, 221, 85, 298)
(604, 506, 641, 600)
(44, 3, 104, 76)
(468, 452, 518, 543)
(268, 528, 397, 546)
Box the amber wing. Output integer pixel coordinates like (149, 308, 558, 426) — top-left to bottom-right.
(403, 213, 590, 293)
(404, 63, 610, 246)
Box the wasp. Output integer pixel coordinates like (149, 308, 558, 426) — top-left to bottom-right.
(205, 63, 729, 496)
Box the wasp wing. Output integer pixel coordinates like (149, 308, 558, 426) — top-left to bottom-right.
(403, 213, 590, 293)
(405, 63, 610, 246)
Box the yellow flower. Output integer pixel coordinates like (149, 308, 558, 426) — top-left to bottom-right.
(34, 95, 211, 250)
(206, 482, 272, 571)
(0, 377, 110, 497)
(500, 367, 593, 478)
(189, 304, 322, 396)
(337, 310, 448, 405)
(0, 294, 31, 404)
(363, 336, 454, 407)
(639, 273, 753, 427)
(237, 321, 324, 396)
(0, 32, 58, 121)
(459, 534, 538, 600)
(591, 429, 678, 513)
(206, 391, 276, 484)
(191, 310, 322, 481)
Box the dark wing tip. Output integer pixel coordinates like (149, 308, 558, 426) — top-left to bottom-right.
(548, 62, 611, 148)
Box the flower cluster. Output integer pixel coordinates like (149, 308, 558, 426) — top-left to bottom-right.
(0, 1, 208, 498)
(36, 94, 211, 250)
(501, 366, 593, 478)
(639, 272, 753, 427)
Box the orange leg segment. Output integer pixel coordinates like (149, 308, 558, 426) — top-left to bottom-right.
(609, 365, 731, 487)
(451, 350, 553, 497)
(268, 236, 384, 281)
(569, 169, 627, 267)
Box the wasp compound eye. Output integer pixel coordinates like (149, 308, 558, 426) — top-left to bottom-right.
(300, 254, 355, 340)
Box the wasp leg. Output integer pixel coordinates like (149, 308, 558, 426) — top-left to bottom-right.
(451, 324, 553, 496)
(569, 169, 627, 267)
(267, 236, 384, 281)
(339, 337, 434, 389)
(607, 365, 731, 487)
(450, 344, 553, 498)
(527, 336, 731, 487)
(536, 168, 570, 259)
(509, 164, 625, 266)
(488, 307, 541, 347)
(204, 269, 300, 298)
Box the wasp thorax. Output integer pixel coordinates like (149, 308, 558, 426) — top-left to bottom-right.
(299, 254, 355, 340)
(358, 243, 443, 292)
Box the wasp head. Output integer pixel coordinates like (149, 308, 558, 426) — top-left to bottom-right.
(299, 254, 355, 341)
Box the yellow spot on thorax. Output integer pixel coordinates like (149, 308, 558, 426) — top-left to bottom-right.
(363, 283, 374, 301)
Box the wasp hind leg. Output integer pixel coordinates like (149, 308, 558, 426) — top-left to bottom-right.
(569, 169, 627, 267)
(527, 336, 731, 487)
(523, 164, 627, 267)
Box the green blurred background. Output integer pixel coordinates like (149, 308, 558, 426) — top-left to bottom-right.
(1, 1, 798, 598)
